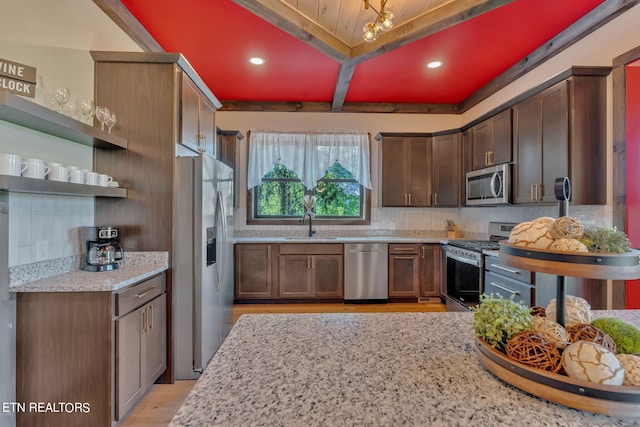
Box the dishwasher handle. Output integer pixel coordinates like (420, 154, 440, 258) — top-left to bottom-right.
(348, 248, 379, 254)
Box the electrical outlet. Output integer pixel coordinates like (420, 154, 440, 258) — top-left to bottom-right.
(35, 240, 49, 260)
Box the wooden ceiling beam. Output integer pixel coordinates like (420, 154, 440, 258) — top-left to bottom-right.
(218, 100, 460, 114)
(231, 0, 351, 61)
(92, 0, 164, 52)
(332, 63, 357, 112)
(459, 0, 640, 112)
(349, 0, 514, 62)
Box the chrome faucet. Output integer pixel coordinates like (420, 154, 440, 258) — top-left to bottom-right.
(302, 211, 316, 237)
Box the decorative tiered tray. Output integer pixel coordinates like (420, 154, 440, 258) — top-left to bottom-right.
(475, 337, 640, 417)
(499, 242, 640, 280)
(473, 241, 640, 417)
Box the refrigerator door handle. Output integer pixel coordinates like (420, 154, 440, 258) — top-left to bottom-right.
(215, 190, 228, 291)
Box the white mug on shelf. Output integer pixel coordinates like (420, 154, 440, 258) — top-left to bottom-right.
(48, 163, 71, 182)
(68, 165, 86, 184)
(98, 174, 113, 187)
(22, 158, 50, 179)
(0, 153, 27, 176)
(85, 171, 99, 186)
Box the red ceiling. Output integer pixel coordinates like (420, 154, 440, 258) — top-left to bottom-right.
(121, 0, 605, 105)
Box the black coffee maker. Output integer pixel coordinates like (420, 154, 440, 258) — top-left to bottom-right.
(81, 226, 124, 272)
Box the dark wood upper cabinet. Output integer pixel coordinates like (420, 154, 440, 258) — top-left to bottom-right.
(471, 109, 512, 170)
(381, 136, 432, 207)
(512, 74, 606, 205)
(432, 133, 461, 207)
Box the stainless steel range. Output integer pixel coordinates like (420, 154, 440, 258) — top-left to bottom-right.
(444, 222, 516, 311)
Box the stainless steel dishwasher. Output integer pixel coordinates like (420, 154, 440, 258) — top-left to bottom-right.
(344, 243, 388, 303)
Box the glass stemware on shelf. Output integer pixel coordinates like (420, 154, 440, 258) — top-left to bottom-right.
(53, 87, 70, 112)
(106, 111, 117, 134)
(79, 99, 95, 125)
(95, 105, 110, 131)
(63, 100, 78, 118)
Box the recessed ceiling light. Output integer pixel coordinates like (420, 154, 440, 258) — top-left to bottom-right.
(427, 61, 442, 68)
(249, 57, 265, 65)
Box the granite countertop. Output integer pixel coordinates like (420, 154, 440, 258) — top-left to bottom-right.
(170, 310, 640, 427)
(9, 251, 168, 293)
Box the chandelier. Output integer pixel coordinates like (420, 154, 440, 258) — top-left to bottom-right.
(362, 0, 395, 42)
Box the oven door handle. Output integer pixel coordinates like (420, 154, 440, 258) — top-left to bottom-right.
(446, 252, 481, 268)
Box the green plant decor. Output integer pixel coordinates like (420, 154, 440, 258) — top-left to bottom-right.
(579, 226, 630, 253)
(472, 293, 533, 351)
(591, 317, 640, 354)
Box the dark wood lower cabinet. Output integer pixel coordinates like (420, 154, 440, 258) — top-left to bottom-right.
(420, 244, 442, 298)
(235, 244, 277, 299)
(16, 273, 167, 427)
(116, 293, 166, 421)
(236, 243, 442, 302)
(279, 254, 343, 298)
(388, 244, 420, 298)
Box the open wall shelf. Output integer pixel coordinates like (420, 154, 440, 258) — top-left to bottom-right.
(0, 91, 127, 149)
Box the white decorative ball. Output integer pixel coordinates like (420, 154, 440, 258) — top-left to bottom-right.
(562, 341, 624, 385)
(531, 317, 572, 349)
(617, 354, 640, 386)
(546, 295, 592, 327)
(549, 238, 589, 253)
(508, 221, 554, 249)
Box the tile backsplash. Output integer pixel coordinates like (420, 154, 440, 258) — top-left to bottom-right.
(8, 193, 93, 267)
(234, 204, 612, 236)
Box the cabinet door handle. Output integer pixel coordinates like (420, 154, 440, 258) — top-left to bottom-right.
(404, 194, 407, 205)
(148, 305, 153, 331)
(537, 183, 542, 201)
(307, 257, 311, 270)
(421, 247, 425, 259)
(489, 263, 520, 275)
(135, 285, 158, 299)
(392, 247, 414, 251)
(530, 184, 534, 201)
(408, 193, 412, 205)
(394, 256, 415, 260)
(489, 281, 520, 296)
(489, 151, 493, 165)
(434, 193, 438, 205)
(200, 135, 207, 153)
(142, 307, 147, 333)
(267, 246, 271, 259)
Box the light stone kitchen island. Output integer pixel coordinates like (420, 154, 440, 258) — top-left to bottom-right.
(170, 310, 640, 427)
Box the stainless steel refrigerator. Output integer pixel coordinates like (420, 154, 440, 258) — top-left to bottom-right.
(174, 153, 234, 379)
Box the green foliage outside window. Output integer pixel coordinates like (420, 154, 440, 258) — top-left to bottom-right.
(255, 162, 362, 218)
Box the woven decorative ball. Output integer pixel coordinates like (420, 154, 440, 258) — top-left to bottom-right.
(532, 317, 572, 349)
(530, 306, 547, 317)
(565, 323, 617, 353)
(546, 295, 592, 327)
(617, 354, 640, 386)
(549, 216, 584, 240)
(506, 331, 563, 373)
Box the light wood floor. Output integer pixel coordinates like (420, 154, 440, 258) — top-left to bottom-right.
(122, 301, 445, 426)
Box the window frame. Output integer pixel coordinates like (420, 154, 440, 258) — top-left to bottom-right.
(247, 185, 371, 226)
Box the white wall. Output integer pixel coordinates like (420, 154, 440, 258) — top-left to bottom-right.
(218, 3, 640, 234)
(0, 1, 142, 267)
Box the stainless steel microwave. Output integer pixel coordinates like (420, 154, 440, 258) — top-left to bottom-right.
(465, 164, 510, 206)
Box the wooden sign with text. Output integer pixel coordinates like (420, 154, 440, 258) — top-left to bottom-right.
(0, 58, 37, 98)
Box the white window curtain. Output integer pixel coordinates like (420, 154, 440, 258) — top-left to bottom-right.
(247, 130, 372, 190)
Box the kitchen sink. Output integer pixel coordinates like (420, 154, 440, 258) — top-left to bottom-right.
(284, 237, 337, 240)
